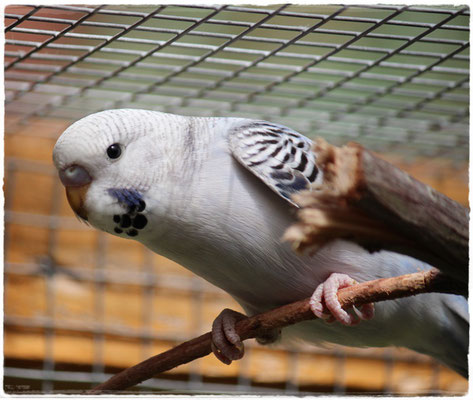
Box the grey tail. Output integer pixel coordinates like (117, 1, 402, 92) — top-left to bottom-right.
(414, 294, 469, 378)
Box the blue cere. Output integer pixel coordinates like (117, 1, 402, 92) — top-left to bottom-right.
(108, 188, 143, 209)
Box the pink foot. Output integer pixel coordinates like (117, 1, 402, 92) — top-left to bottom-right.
(211, 309, 246, 365)
(310, 273, 375, 326)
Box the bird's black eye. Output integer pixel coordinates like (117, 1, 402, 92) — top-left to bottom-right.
(107, 143, 122, 159)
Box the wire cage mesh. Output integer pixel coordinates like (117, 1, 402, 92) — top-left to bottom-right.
(4, 3, 469, 395)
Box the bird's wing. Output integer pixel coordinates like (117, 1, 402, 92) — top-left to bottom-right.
(228, 120, 322, 207)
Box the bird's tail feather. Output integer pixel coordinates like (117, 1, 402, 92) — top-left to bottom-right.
(413, 294, 469, 378)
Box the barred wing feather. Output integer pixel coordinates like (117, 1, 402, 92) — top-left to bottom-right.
(229, 121, 322, 207)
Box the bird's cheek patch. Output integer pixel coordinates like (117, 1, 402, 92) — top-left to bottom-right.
(66, 184, 90, 220)
(107, 188, 145, 213)
(107, 188, 148, 238)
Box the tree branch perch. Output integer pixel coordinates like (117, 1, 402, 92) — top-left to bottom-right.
(88, 268, 455, 394)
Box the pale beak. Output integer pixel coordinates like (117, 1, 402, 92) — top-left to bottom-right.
(65, 185, 90, 220)
(58, 165, 92, 221)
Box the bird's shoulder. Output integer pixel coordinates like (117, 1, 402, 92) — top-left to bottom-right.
(227, 120, 322, 206)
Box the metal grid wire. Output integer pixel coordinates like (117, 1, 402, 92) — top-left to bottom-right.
(5, 4, 470, 160)
(3, 4, 469, 395)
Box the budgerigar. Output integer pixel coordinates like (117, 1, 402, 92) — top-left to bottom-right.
(52, 109, 468, 377)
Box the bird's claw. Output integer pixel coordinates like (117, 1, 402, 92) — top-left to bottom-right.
(310, 273, 375, 326)
(211, 308, 246, 364)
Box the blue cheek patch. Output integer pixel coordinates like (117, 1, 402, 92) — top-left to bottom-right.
(108, 188, 148, 238)
(108, 188, 144, 211)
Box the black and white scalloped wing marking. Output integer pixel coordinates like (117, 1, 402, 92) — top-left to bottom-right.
(229, 122, 322, 206)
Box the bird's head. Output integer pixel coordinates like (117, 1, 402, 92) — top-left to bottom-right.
(53, 109, 188, 238)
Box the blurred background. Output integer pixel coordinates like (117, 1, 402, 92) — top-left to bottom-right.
(4, 4, 469, 395)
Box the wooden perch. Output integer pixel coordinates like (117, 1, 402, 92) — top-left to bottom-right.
(88, 268, 455, 394)
(284, 139, 468, 295)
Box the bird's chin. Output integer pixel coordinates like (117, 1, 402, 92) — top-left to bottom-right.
(65, 185, 90, 221)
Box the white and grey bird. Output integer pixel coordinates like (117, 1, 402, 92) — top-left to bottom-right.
(53, 109, 468, 377)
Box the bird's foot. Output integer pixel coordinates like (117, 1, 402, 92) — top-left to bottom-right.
(211, 309, 246, 365)
(309, 273, 375, 326)
(211, 308, 281, 365)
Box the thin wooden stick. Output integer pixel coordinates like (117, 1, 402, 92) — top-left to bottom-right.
(88, 268, 453, 394)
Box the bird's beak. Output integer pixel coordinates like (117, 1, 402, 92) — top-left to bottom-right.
(65, 185, 90, 221)
(58, 165, 92, 221)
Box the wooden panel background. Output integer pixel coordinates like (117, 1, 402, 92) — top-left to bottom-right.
(4, 116, 468, 394)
